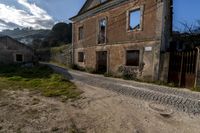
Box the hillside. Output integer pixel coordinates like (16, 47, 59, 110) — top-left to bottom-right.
(0, 22, 72, 48)
(0, 28, 50, 45)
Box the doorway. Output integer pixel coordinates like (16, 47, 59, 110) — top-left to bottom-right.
(96, 51, 107, 73)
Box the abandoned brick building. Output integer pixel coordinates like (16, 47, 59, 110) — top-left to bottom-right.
(70, 0, 172, 81)
(0, 36, 34, 64)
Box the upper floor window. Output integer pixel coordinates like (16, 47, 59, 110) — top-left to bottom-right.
(100, 0, 107, 3)
(78, 26, 84, 40)
(128, 9, 141, 31)
(98, 18, 107, 44)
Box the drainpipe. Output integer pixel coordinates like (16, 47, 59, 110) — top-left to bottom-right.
(194, 47, 200, 88)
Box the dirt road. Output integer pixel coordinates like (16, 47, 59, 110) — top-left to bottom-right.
(0, 81, 200, 133)
(1, 64, 200, 132)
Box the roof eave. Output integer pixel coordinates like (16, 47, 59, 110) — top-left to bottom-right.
(70, 0, 115, 21)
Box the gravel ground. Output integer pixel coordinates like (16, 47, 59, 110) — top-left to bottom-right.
(49, 64, 200, 115)
(1, 64, 200, 132)
(1, 82, 200, 133)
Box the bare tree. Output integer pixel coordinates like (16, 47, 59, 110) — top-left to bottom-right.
(173, 21, 200, 50)
(172, 20, 200, 50)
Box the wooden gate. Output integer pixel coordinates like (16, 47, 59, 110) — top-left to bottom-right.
(168, 49, 198, 88)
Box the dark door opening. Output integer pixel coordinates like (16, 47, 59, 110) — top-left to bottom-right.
(96, 51, 107, 73)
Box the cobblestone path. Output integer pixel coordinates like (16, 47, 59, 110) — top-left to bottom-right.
(49, 64, 200, 115)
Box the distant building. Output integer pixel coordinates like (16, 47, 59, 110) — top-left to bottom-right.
(0, 36, 34, 64)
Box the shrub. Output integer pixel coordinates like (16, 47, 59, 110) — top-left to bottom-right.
(104, 72, 113, 77)
(70, 64, 85, 71)
(85, 67, 96, 74)
(118, 65, 137, 80)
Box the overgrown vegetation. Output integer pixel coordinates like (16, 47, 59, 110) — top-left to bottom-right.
(143, 80, 176, 88)
(192, 87, 200, 92)
(67, 63, 178, 88)
(103, 72, 114, 77)
(36, 44, 72, 68)
(71, 64, 86, 72)
(0, 65, 81, 100)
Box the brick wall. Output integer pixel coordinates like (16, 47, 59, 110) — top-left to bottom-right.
(72, 0, 169, 81)
(50, 45, 72, 66)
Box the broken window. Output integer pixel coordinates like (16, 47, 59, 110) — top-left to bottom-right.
(126, 50, 140, 66)
(78, 52, 84, 62)
(129, 9, 141, 31)
(16, 54, 23, 62)
(98, 18, 107, 44)
(78, 26, 84, 40)
(100, 0, 107, 3)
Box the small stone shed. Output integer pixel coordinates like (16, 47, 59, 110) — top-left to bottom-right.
(0, 36, 34, 64)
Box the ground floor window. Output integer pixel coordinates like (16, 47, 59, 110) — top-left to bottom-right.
(16, 54, 23, 62)
(126, 50, 140, 66)
(78, 52, 84, 62)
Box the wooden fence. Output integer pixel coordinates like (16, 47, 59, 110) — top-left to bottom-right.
(168, 49, 199, 88)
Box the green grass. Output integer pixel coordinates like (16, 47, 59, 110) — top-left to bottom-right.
(192, 87, 200, 92)
(0, 65, 81, 100)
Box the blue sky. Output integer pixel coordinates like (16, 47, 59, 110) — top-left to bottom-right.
(0, 0, 85, 31)
(173, 0, 200, 31)
(0, 0, 199, 31)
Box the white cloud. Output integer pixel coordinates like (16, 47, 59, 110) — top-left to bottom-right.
(0, 0, 54, 31)
(0, 23, 8, 31)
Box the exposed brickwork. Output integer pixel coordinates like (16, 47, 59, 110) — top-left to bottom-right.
(50, 45, 72, 66)
(71, 0, 171, 81)
(73, 0, 160, 48)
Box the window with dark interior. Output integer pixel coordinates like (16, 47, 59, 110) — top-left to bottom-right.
(126, 50, 140, 66)
(129, 9, 141, 31)
(78, 52, 84, 62)
(16, 54, 23, 62)
(98, 18, 107, 44)
(78, 26, 84, 40)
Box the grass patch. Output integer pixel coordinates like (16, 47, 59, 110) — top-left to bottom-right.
(0, 64, 81, 100)
(192, 87, 200, 92)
